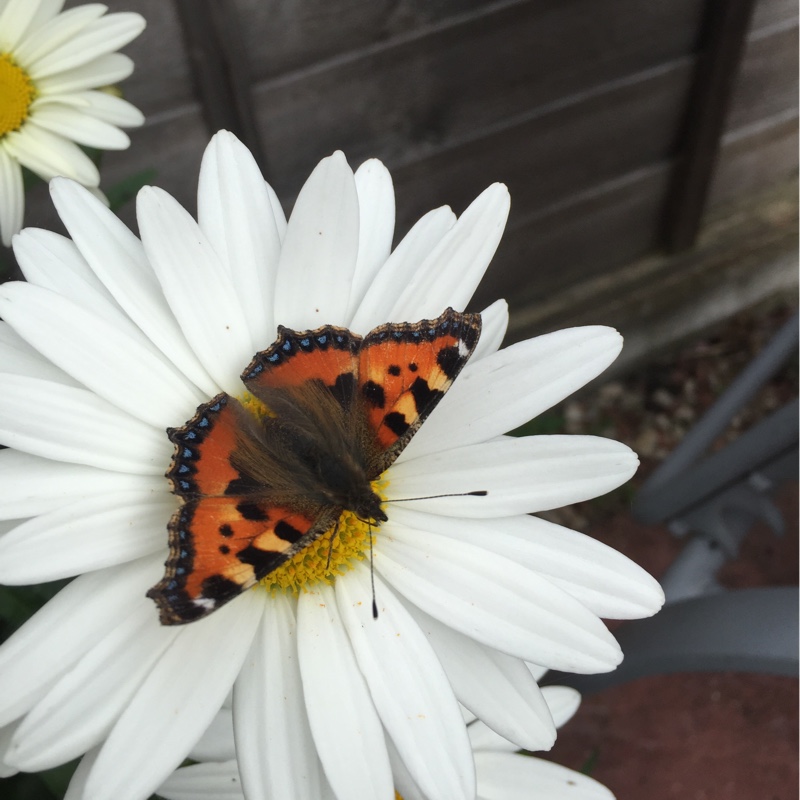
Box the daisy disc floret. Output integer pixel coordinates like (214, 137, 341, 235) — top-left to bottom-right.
(0, 0, 146, 245)
(0, 131, 663, 800)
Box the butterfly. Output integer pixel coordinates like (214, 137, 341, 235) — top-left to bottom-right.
(147, 307, 482, 624)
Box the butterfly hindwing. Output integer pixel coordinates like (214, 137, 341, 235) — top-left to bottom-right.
(359, 308, 481, 474)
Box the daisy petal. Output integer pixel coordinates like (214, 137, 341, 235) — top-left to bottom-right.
(377, 520, 622, 673)
(138, 186, 254, 396)
(0, 146, 24, 246)
(350, 205, 456, 332)
(26, 0, 66, 32)
(390, 508, 664, 620)
(197, 130, 280, 347)
(234, 593, 325, 800)
(387, 184, 510, 321)
(189, 707, 235, 762)
(337, 566, 476, 800)
(36, 52, 133, 94)
(297, 584, 394, 800)
(0, 555, 160, 728)
(346, 159, 395, 320)
(4, 123, 99, 185)
(0, 321, 80, 385)
(50, 179, 219, 396)
(541, 686, 582, 729)
(64, 90, 144, 127)
(466, 720, 519, 753)
(27, 12, 145, 79)
(0, 721, 22, 778)
(400, 600, 556, 751)
(390, 436, 638, 517)
(0, 282, 204, 426)
(0, 489, 175, 584)
(403, 326, 623, 462)
(84, 589, 262, 800)
(474, 751, 614, 800)
(8, 602, 180, 771)
(273, 151, 360, 329)
(63, 747, 100, 800)
(0, 374, 171, 474)
(159, 760, 244, 800)
(14, 5, 104, 67)
(26, 104, 130, 149)
(265, 181, 286, 240)
(0, 0, 38, 51)
(471, 299, 508, 362)
(0, 449, 163, 519)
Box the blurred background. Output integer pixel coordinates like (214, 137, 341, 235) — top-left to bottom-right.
(13, 1, 799, 799)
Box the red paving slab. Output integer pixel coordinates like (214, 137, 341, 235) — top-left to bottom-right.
(544, 482, 799, 800)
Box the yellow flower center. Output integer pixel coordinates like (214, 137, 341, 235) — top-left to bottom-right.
(0, 54, 35, 136)
(263, 477, 388, 595)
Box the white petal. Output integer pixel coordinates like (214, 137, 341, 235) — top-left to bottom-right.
(466, 720, 519, 753)
(197, 130, 280, 348)
(0, 555, 161, 727)
(390, 508, 664, 620)
(350, 205, 456, 333)
(345, 159, 395, 320)
(4, 122, 99, 185)
(0, 720, 21, 778)
(387, 184, 510, 321)
(265, 181, 286, 240)
(50, 179, 219, 397)
(0, 320, 80, 385)
(159, 760, 245, 800)
(403, 327, 623, 462)
(400, 600, 555, 751)
(84, 589, 263, 800)
(0, 282, 204, 427)
(64, 747, 100, 800)
(27, 104, 130, 149)
(14, 4, 104, 67)
(471, 299, 508, 362)
(25, 0, 65, 33)
(36, 52, 133, 94)
(0, 449, 163, 519)
(28, 12, 145, 79)
(541, 686, 582, 730)
(0, 374, 171, 474)
(0, 489, 175, 583)
(297, 584, 394, 800)
(0, 146, 24, 246)
(390, 435, 638, 517)
(189, 707, 235, 762)
(337, 566, 476, 800)
(138, 186, 254, 396)
(474, 751, 614, 800)
(8, 601, 180, 771)
(0, 0, 38, 50)
(233, 593, 324, 800)
(273, 151, 360, 329)
(60, 90, 144, 127)
(376, 519, 622, 673)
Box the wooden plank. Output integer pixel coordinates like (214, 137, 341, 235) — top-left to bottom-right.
(724, 22, 799, 132)
(661, 0, 760, 252)
(708, 110, 799, 210)
(469, 165, 671, 312)
(389, 61, 693, 233)
(251, 0, 704, 197)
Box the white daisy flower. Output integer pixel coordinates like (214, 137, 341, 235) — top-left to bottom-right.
(0, 0, 145, 245)
(154, 682, 613, 800)
(0, 131, 663, 800)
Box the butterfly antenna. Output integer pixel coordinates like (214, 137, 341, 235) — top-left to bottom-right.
(369, 522, 378, 620)
(387, 490, 487, 503)
(326, 518, 341, 571)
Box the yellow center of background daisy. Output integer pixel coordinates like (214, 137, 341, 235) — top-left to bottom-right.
(0, 54, 35, 136)
(263, 478, 388, 595)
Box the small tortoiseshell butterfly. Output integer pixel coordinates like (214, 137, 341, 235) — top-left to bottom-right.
(148, 308, 482, 624)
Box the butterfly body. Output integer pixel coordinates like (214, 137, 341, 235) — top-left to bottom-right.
(148, 308, 481, 624)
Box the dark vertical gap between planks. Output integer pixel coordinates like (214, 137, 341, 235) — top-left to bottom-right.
(173, 0, 268, 174)
(661, 0, 759, 252)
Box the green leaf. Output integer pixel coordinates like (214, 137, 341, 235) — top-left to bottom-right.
(106, 169, 157, 213)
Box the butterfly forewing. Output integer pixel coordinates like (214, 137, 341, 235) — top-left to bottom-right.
(359, 308, 482, 475)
